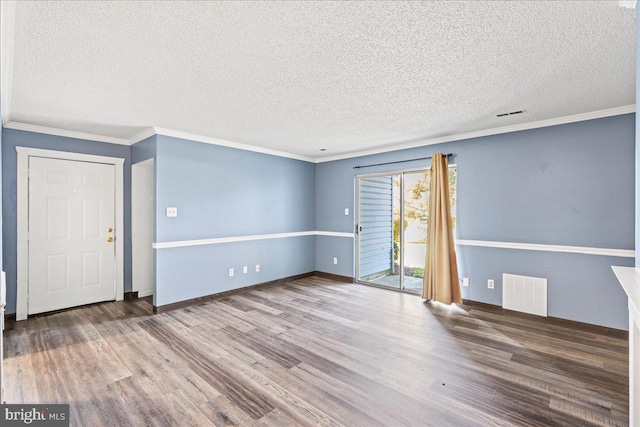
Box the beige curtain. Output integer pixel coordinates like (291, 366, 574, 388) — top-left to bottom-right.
(423, 153, 462, 304)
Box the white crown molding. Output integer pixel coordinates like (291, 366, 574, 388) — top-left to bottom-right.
(3, 104, 635, 163)
(152, 127, 315, 162)
(129, 127, 157, 144)
(5, 121, 130, 145)
(315, 104, 637, 163)
(5, 121, 315, 161)
(456, 239, 635, 258)
(0, 1, 16, 126)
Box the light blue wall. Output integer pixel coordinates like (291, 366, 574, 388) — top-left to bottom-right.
(153, 135, 315, 306)
(458, 247, 630, 328)
(156, 237, 315, 305)
(316, 114, 635, 330)
(156, 136, 315, 242)
(131, 135, 156, 165)
(1, 129, 132, 314)
(316, 235, 353, 277)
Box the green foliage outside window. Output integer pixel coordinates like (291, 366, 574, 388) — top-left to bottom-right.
(392, 168, 456, 249)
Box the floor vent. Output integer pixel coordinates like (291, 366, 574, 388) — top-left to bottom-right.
(502, 273, 547, 317)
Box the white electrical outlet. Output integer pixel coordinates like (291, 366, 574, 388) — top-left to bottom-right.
(229, 268, 234, 277)
(243, 266, 248, 274)
(255, 264, 260, 272)
(166, 207, 178, 217)
(463, 278, 469, 287)
(344, 208, 349, 215)
(488, 279, 494, 289)
(333, 257, 338, 265)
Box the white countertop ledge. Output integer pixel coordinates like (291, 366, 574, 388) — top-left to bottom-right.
(612, 265, 640, 326)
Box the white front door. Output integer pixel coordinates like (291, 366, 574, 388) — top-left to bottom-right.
(28, 157, 116, 315)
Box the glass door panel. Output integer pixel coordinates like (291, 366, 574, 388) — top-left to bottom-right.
(357, 175, 400, 288)
(402, 171, 430, 293)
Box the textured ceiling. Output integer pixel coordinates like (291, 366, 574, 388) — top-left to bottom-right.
(6, 1, 636, 158)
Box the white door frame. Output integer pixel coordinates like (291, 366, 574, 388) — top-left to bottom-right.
(16, 147, 125, 321)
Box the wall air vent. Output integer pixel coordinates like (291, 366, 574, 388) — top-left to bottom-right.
(497, 109, 526, 118)
(503, 273, 547, 317)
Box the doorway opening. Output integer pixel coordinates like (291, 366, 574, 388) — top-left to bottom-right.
(132, 159, 154, 300)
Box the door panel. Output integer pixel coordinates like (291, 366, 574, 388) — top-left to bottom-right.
(28, 157, 116, 315)
(82, 198, 102, 237)
(402, 171, 430, 293)
(81, 251, 101, 287)
(46, 254, 69, 292)
(357, 175, 400, 288)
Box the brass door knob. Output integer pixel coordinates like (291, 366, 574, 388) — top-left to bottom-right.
(107, 237, 114, 242)
(107, 227, 113, 233)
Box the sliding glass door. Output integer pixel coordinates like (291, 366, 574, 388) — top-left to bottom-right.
(356, 168, 456, 293)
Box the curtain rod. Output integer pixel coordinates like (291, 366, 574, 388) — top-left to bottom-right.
(353, 153, 454, 169)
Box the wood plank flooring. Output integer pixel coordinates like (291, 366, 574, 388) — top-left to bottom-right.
(4, 276, 629, 426)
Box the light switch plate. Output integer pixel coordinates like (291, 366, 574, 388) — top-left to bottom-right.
(166, 207, 178, 217)
(344, 208, 349, 215)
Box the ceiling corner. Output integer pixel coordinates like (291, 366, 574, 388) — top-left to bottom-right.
(128, 127, 157, 145)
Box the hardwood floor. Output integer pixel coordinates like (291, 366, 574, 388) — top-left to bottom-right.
(4, 276, 629, 426)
